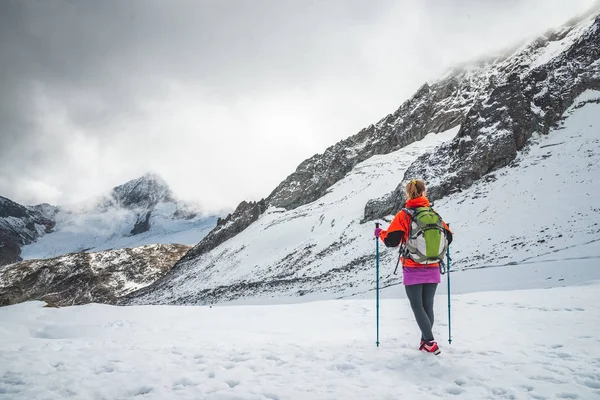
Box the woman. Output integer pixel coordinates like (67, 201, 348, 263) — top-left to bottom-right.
(375, 179, 452, 355)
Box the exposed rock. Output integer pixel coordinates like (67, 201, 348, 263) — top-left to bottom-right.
(366, 14, 600, 219)
(130, 211, 152, 235)
(110, 173, 175, 210)
(0, 244, 190, 307)
(0, 196, 55, 266)
(171, 199, 266, 267)
(0, 231, 22, 266)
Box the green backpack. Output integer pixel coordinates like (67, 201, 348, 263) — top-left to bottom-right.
(403, 207, 448, 264)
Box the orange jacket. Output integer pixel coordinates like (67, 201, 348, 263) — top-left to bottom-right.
(379, 196, 452, 267)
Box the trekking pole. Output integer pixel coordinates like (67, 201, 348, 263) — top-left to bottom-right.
(375, 222, 380, 347)
(447, 224, 452, 345)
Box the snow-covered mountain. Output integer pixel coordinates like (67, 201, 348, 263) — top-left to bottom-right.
(127, 10, 600, 305)
(0, 173, 219, 265)
(0, 197, 56, 265)
(0, 243, 190, 307)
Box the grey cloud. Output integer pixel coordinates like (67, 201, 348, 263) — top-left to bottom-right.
(0, 0, 597, 210)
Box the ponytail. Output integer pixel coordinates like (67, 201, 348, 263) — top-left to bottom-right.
(406, 179, 426, 200)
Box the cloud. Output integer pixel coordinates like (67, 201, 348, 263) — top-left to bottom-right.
(0, 0, 597, 212)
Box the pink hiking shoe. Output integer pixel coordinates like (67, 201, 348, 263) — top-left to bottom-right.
(419, 340, 441, 355)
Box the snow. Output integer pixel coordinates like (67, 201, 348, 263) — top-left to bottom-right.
(528, 16, 597, 71)
(1, 278, 599, 400)
(572, 89, 600, 104)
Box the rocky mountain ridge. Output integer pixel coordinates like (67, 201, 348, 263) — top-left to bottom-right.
(366, 12, 600, 219)
(172, 10, 600, 270)
(0, 243, 190, 307)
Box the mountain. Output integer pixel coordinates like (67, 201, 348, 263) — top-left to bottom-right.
(125, 10, 600, 305)
(0, 243, 190, 307)
(0, 173, 219, 265)
(0, 197, 56, 265)
(112, 173, 175, 208)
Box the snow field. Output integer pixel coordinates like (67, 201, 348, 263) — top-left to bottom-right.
(1, 282, 599, 400)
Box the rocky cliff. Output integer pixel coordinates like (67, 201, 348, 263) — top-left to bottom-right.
(0, 196, 55, 265)
(365, 13, 600, 219)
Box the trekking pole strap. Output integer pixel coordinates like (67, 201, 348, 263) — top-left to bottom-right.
(393, 244, 405, 275)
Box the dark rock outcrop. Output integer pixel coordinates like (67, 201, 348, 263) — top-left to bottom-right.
(130, 211, 152, 235)
(0, 196, 55, 266)
(0, 231, 22, 266)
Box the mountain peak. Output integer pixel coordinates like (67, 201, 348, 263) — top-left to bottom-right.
(111, 173, 175, 209)
(139, 172, 167, 185)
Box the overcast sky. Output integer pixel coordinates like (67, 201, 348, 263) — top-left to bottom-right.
(1, 0, 597, 213)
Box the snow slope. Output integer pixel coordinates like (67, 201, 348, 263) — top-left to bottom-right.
(130, 90, 600, 305)
(1, 280, 599, 400)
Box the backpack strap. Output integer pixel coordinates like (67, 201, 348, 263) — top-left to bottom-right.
(398, 207, 419, 259)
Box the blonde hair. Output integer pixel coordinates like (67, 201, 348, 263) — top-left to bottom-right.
(406, 179, 426, 200)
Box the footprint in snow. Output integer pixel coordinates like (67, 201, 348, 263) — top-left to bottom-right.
(551, 352, 572, 359)
(579, 379, 600, 389)
(173, 378, 197, 389)
(491, 388, 516, 399)
(131, 386, 153, 396)
(557, 393, 579, 399)
(445, 387, 464, 395)
(521, 385, 534, 392)
(529, 375, 566, 384)
(94, 365, 115, 374)
(225, 379, 240, 388)
(454, 378, 467, 387)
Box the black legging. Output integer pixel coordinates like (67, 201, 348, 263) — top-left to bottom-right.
(405, 283, 438, 342)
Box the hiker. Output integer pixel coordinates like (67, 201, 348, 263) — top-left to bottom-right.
(374, 179, 452, 355)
